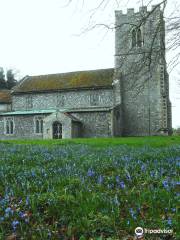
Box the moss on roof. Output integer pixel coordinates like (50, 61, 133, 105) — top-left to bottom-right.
(0, 90, 11, 103)
(13, 68, 114, 93)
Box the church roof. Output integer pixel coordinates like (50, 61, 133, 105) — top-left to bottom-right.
(0, 90, 11, 103)
(12, 68, 114, 94)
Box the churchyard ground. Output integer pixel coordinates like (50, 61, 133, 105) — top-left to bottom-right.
(0, 136, 179, 239)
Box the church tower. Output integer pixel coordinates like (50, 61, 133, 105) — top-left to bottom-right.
(114, 5, 172, 136)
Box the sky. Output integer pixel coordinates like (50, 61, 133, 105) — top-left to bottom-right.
(0, 0, 179, 127)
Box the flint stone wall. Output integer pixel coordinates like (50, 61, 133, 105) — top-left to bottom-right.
(12, 88, 113, 111)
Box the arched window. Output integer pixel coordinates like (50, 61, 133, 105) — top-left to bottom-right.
(131, 27, 144, 48)
(40, 119, 43, 133)
(132, 29, 136, 48)
(36, 119, 40, 133)
(35, 117, 43, 134)
(5, 117, 14, 135)
(137, 28, 143, 47)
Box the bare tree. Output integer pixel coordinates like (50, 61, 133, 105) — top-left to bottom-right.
(62, 0, 180, 73)
(62, 0, 174, 135)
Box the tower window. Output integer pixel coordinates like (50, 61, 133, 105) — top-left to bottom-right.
(132, 29, 136, 47)
(131, 27, 143, 48)
(137, 28, 143, 47)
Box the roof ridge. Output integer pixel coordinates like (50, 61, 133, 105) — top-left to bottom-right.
(28, 68, 114, 78)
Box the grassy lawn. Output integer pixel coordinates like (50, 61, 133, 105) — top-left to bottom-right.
(0, 137, 179, 239)
(1, 135, 180, 148)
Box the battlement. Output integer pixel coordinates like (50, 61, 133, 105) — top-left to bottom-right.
(115, 5, 161, 17)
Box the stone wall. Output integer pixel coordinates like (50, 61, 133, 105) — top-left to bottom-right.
(72, 111, 113, 138)
(112, 105, 122, 137)
(115, 6, 172, 136)
(12, 88, 113, 111)
(72, 122, 82, 138)
(0, 115, 49, 140)
(0, 110, 114, 139)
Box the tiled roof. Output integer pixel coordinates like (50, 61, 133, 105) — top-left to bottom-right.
(12, 68, 114, 93)
(0, 90, 11, 103)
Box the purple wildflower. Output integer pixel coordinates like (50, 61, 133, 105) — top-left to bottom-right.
(167, 218, 172, 225)
(97, 175, 104, 184)
(129, 208, 136, 219)
(116, 176, 120, 183)
(171, 208, 176, 213)
(162, 180, 169, 189)
(119, 181, 125, 189)
(5, 207, 14, 216)
(87, 168, 95, 177)
(12, 220, 19, 231)
(26, 196, 30, 206)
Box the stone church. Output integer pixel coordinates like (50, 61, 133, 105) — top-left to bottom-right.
(0, 5, 172, 139)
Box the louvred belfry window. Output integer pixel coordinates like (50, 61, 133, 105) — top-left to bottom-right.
(132, 29, 136, 47)
(137, 28, 143, 47)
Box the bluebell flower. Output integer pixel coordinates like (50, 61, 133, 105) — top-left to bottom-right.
(12, 220, 19, 231)
(167, 218, 172, 225)
(126, 173, 132, 181)
(141, 164, 146, 171)
(19, 211, 24, 218)
(171, 208, 176, 213)
(5, 207, 12, 213)
(87, 168, 95, 177)
(119, 181, 125, 189)
(31, 170, 36, 177)
(116, 176, 120, 183)
(0, 217, 4, 222)
(5, 207, 14, 216)
(162, 180, 169, 189)
(97, 175, 104, 184)
(129, 208, 136, 219)
(26, 196, 30, 206)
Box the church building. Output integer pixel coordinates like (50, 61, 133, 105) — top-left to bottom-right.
(0, 5, 172, 139)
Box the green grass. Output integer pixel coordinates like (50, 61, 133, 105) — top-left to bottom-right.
(1, 135, 180, 148)
(0, 137, 179, 239)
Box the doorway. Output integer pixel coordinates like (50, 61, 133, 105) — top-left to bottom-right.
(53, 121, 62, 139)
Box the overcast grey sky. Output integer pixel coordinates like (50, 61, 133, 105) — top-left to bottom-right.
(0, 0, 179, 127)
